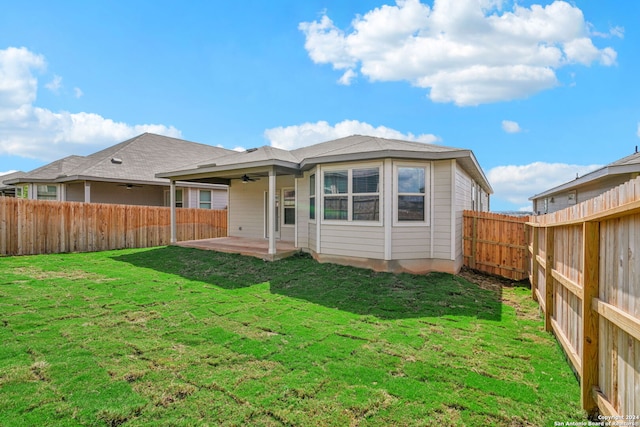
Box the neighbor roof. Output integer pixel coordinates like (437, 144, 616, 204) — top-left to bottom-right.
(0, 171, 26, 190)
(6, 133, 235, 186)
(529, 150, 640, 200)
(158, 135, 493, 193)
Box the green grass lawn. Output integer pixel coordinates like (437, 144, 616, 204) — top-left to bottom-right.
(0, 247, 583, 426)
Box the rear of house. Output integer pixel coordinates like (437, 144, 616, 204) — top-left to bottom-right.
(159, 135, 492, 274)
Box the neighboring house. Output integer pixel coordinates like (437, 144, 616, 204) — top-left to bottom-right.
(4, 133, 233, 209)
(530, 149, 640, 215)
(159, 135, 492, 274)
(0, 171, 26, 197)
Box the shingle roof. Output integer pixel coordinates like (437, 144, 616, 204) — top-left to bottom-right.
(530, 150, 640, 200)
(158, 134, 492, 193)
(11, 133, 235, 185)
(292, 135, 460, 160)
(0, 171, 26, 189)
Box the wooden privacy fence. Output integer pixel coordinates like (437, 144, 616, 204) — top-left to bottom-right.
(463, 210, 530, 280)
(528, 176, 640, 417)
(0, 198, 227, 256)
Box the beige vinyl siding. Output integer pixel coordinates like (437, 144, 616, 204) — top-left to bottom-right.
(391, 227, 431, 259)
(534, 174, 637, 214)
(65, 182, 84, 202)
(454, 164, 473, 262)
(84, 181, 165, 206)
(431, 160, 454, 259)
(228, 179, 267, 238)
(308, 223, 316, 252)
(228, 175, 295, 241)
(185, 188, 227, 210)
(320, 225, 384, 259)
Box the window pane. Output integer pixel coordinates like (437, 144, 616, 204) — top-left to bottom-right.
(353, 195, 379, 221)
(37, 185, 57, 200)
(200, 191, 211, 202)
(352, 168, 379, 193)
(310, 197, 315, 220)
(284, 207, 295, 225)
(398, 195, 424, 221)
(398, 167, 425, 193)
(324, 171, 348, 194)
(310, 174, 315, 196)
(324, 196, 348, 220)
(283, 189, 295, 206)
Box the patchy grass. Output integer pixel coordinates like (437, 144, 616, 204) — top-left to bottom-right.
(0, 247, 583, 426)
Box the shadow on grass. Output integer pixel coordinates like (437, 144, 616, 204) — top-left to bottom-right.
(113, 246, 502, 321)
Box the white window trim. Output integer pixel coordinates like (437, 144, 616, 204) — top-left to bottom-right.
(320, 162, 383, 226)
(309, 171, 316, 224)
(393, 161, 431, 227)
(198, 189, 212, 209)
(282, 187, 295, 228)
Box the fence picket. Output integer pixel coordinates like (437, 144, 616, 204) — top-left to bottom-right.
(528, 176, 640, 417)
(0, 198, 227, 256)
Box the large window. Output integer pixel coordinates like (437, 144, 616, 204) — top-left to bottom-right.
(199, 190, 212, 209)
(283, 189, 295, 225)
(37, 185, 57, 201)
(396, 166, 427, 222)
(323, 166, 380, 222)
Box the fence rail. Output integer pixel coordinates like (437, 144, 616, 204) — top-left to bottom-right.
(463, 210, 529, 281)
(0, 198, 227, 256)
(528, 176, 640, 417)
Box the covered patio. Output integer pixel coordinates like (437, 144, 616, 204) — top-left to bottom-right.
(175, 236, 299, 261)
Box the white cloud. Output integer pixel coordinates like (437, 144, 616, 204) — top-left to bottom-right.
(45, 75, 62, 93)
(501, 120, 522, 133)
(338, 69, 357, 85)
(73, 87, 83, 98)
(300, 0, 618, 106)
(0, 170, 17, 176)
(487, 161, 602, 210)
(264, 119, 439, 150)
(0, 47, 181, 161)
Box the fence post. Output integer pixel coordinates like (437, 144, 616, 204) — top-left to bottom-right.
(544, 227, 554, 332)
(470, 214, 477, 270)
(530, 224, 539, 302)
(581, 220, 600, 416)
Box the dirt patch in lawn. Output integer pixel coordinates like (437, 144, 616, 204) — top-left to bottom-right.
(457, 267, 540, 321)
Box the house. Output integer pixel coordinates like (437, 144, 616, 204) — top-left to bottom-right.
(0, 171, 26, 197)
(158, 135, 492, 274)
(530, 148, 640, 214)
(3, 133, 234, 209)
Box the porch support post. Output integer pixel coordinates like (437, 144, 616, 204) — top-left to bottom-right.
(170, 180, 177, 244)
(84, 181, 91, 203)
(268, 168, 276, 255)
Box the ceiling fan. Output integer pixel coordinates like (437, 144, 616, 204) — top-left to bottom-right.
(117, 183, 143, 190)
(241, 174, 260, 183)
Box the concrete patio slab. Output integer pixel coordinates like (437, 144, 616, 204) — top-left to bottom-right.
(175, 237, 299, 261)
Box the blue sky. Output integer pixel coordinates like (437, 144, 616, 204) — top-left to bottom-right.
(0, 0, 637, 211)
